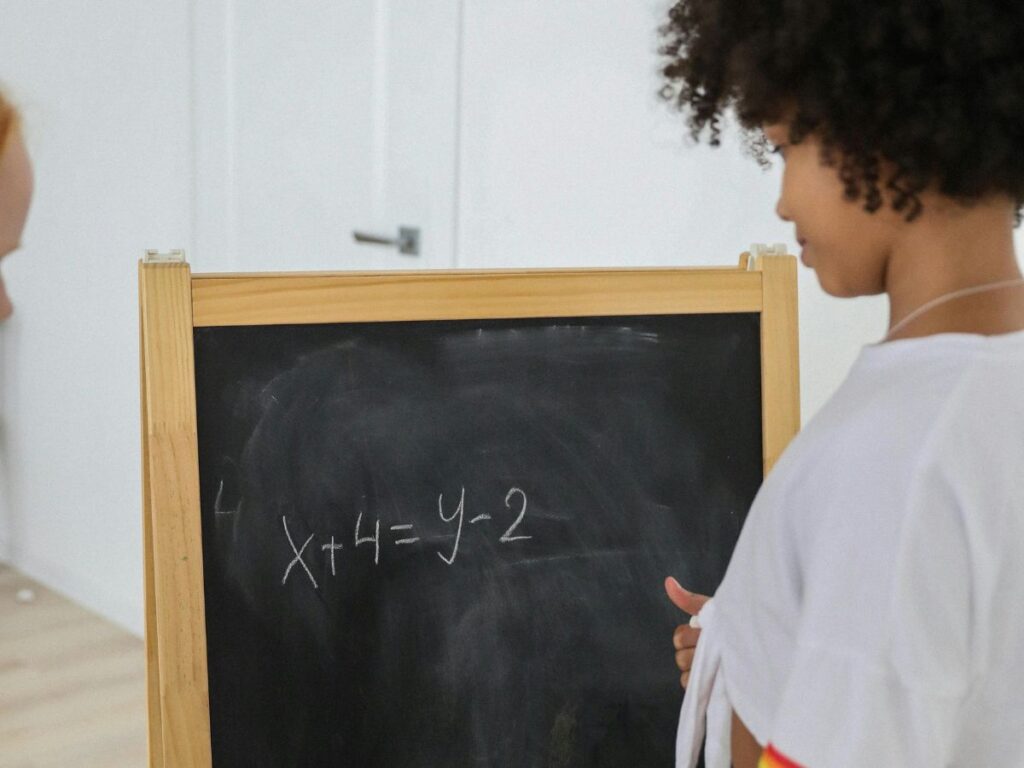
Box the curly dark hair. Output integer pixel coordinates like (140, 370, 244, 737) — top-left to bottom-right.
(658, 0, 1024, 225)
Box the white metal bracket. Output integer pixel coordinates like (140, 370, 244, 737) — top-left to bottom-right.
(748, 242, 789, 269)
(143, 249, 187, 264)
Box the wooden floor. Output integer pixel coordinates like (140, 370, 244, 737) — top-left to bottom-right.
(0, 565, 147, 768)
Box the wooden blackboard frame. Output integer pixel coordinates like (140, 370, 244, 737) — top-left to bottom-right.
(139, 255, 800, 767)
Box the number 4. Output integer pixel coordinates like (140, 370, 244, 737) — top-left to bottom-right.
(355, 511, 381, 564)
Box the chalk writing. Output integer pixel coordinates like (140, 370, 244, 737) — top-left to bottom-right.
(321, 536, 343, 576)
(269, 486, 534, 589)
(390, 524, 419, 545)
(437, 487, 466, 566)
(501, 487, 532, 543)
(214, 480, 238, 516)
(281, 517, 318, 589)
(355, 511, 381, 565)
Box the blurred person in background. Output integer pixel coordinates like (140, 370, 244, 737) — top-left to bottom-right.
(0, 89, 33, 320)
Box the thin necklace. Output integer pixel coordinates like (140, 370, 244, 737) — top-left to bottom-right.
(884, 276, 1024, 341)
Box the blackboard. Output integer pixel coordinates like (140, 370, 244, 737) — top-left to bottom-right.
(193, 312, 763, 767)
(139, 259, 800, 767)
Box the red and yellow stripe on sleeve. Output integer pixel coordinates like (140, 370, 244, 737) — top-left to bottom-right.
(759, 744, 804, 768)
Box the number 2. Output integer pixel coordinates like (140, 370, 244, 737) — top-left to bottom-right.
(500, 487, 532, 543)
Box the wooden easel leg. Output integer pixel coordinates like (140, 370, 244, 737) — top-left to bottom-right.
(755, 253, 802, 474)
(139, 260, 212, 767)
(140, 264, 165, 768)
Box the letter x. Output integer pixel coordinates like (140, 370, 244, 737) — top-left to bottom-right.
(281, 516, 318, 589)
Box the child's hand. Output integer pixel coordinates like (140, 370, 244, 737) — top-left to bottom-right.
(664, 576, 710, 689)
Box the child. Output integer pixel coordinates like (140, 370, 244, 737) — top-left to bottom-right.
(658, 1, 1024, 766)
(0, 89, 33, 320)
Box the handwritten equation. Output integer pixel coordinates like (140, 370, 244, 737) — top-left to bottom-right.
(277, 487, 532, 589)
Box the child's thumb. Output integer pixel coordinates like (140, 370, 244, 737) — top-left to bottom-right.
(664, 576, 709, 616)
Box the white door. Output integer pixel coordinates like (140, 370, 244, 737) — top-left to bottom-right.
(192, 0, 460, 272)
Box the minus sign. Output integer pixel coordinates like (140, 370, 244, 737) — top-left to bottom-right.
(470, 514, 491, 524)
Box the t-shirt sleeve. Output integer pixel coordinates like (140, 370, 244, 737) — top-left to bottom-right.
(711, 454, 807, 745)
(767, 447, 974, 767)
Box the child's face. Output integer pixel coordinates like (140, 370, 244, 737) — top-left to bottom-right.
(763, 121, 900, 298)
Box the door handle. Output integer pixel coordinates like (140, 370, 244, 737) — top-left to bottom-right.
(352, 226, 420, 256)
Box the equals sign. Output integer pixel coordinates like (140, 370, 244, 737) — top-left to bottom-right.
(390, 524, 419, 545)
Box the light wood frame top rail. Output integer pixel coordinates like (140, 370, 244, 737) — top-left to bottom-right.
(191, 267, 764, 327)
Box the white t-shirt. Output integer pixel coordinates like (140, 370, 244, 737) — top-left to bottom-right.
(713, 328, 1024, 767)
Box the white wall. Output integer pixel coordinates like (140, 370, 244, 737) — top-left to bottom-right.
(0, 0, 894, 636)
(0, 0, 193, 633)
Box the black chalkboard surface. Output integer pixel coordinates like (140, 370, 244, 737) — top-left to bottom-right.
(192, 312, 762, 768)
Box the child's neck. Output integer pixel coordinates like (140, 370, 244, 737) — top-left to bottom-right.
(884, 289, 1024, 341)
(883, 197, 1024, 341)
